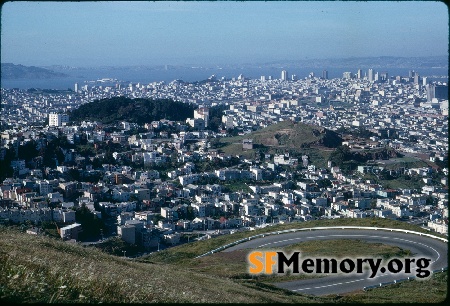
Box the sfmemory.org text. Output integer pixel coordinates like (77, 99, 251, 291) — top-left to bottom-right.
(247, 251, 432, 278)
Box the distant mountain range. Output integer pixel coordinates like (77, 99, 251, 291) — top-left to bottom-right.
(254, 55, 448, 69)
(1, 63, 68, 79)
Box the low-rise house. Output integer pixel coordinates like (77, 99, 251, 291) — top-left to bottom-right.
(427, 220, 448, 235)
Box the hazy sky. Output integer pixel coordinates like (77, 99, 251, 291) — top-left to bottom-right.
(1, 1, 448, 67)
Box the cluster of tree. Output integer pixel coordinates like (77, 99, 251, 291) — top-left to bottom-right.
(0, 131, 139, 181)
(329, 145, 400, 172)
(434, 155, 448, 170)
(328, 145, 352, 167)
(0, 140, 59, 180)
(193, 156, 241, 173)
(69, 97, 196, 124)
(207, 104, 228, 131)
(176, 206, 196, 221)
(74, 204, 105, 240)
(336, 126, 376, 139)
(0, 146, 16, 180)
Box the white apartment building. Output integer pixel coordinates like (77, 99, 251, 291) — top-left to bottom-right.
(49, 113, 69, 127)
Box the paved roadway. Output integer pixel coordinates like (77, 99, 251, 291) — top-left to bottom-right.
(223, 229, 447, 296)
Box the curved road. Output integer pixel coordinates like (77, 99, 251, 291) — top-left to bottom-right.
(223, 229, 447, 296)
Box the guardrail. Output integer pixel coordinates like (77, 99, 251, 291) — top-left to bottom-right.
(194, 226, 448, 259)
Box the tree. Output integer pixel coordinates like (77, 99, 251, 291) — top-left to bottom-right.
(0, 146, 15, 180)
(328, 145, 351, 167)
(75, 204, 104, 240)
(67, 168, 80, 181)
(317, 179, 332, 189)
(18, 140, 39, 161)
(208, 104, 227, 131)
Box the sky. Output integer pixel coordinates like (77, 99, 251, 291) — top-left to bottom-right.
(1, 1, 448, 67)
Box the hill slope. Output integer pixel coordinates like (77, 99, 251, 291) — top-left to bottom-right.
(0, 226, 308, 303)
(69, 97, 196, 124)
(217, 120, 342, 160)
(0, 219, 447, 303)
(223, 121, 342, 149)
(0, 218, 446, 303)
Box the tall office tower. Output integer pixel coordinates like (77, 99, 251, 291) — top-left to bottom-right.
(74, 83, 79, 92)
(368, 69, 374, 82)
(426, 84, 434, 102)
(425, 84, 448, 101)
(357, 69, 362, 79)
(409, 70, 415, 78)
(291, 74, 297, 81)
(343, 72, 353, 79)
(434, 85, 449, 100)
(281, 70, 288, 81)
(260, 75, 266, 82)
(375, 72, 379, 82)
(423, 77, 428, 86)
(414, 72, 420, 84)
(322, 70, 328, 79)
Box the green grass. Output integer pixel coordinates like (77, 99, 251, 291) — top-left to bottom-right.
(187, 239, 412, 283)
(363, 172, 425, 190)
(218, 142, 255, 158)
(379, 178, 425, 190)
(221, 181, 253, 193)
(337, 272, 447, 303)
(378, 156, 433, 170)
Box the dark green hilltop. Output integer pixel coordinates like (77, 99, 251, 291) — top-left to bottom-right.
(69, 97, 196, 124)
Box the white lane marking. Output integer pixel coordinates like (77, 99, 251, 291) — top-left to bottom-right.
(291, 269, 408, 291)
(292, 278, 367, 291)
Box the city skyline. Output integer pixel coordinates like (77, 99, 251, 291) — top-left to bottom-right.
(1, 1, 448, 67)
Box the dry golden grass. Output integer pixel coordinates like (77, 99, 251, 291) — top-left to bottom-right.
(0, 226, 319, 303)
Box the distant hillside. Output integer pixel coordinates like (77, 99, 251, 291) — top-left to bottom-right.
(1, 63, 68, 79)
(70, 97, 196, 124)
(223, 120, 342, 149)
(262, 55, 448, 69)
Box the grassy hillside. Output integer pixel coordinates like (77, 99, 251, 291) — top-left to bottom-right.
(0, 218, 446, 303)
(220, 121, 342, 151)
(0, 226, 312, 303)
(217, 121, 339, 166)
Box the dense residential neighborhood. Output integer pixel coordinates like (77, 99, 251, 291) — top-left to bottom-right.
(0, 69, 448, 253)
